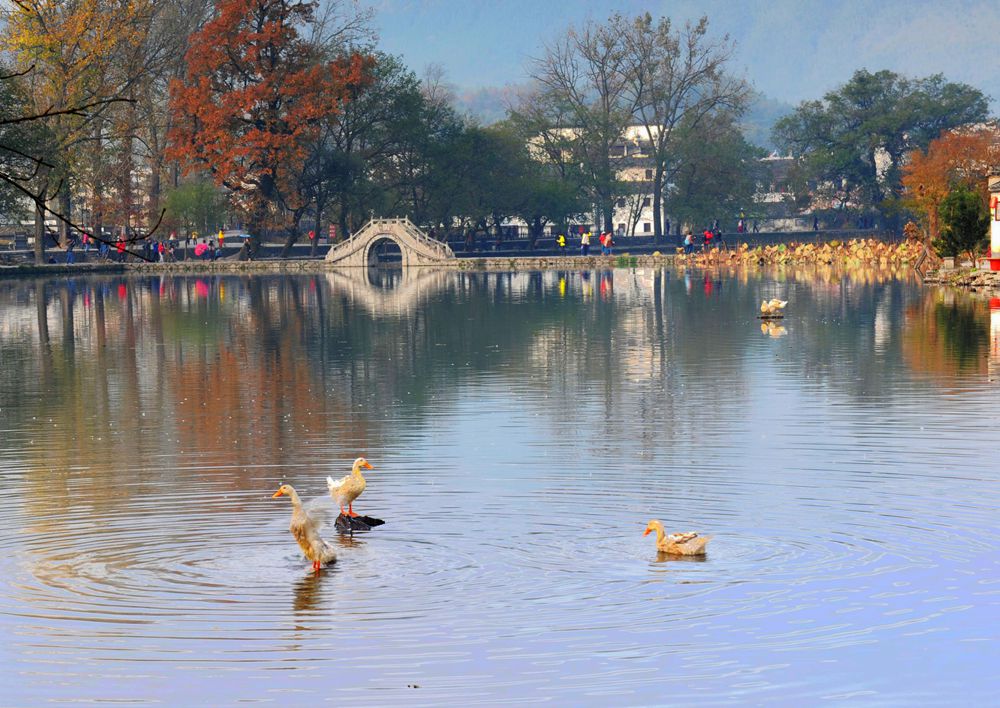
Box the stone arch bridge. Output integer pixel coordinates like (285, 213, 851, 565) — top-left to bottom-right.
(324, 217, 455, 267)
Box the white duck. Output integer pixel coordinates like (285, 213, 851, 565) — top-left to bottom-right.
(327, 457, 373, 517)
(760, 298, 788, 317)
(272, 484, 337, 571)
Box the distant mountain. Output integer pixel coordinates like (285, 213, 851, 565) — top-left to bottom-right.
(453, 85, 519, 125)
(741, 93, 795, 152)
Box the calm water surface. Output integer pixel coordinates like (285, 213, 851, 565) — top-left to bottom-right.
(0, 266, 998, 705)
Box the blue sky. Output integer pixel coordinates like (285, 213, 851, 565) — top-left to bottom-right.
(360, 0, 998, 110)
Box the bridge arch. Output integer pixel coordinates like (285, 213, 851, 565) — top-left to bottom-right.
(325, 217, 455, 267)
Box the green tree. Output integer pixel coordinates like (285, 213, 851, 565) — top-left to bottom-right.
(935, 184, 988, 262)
(164, 176, 227, 236)
(773, 69, 988, 220)
(300, 53, 423, 240)
(665, 109, 763, 230)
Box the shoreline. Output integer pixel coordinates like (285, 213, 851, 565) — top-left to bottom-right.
(4, 255, 999, 296)
(922, 268, 1000, 294)
(0, 253, 678, 277)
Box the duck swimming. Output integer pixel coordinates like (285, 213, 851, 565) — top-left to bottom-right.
(272, 484, 337, 571)
(327, 457, 373, 518)
(643, 519, 711, 556)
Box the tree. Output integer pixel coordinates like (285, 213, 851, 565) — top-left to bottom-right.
(774, 70, 988, 222)
(0, 63, 52, 221)
(519, 19, 636, 233)
(3, 0, 168, 259)
(167, 0, 369, 254)
(621, 14, 749, 239)
(935, 184, 989, 262)
(901, 126, 1000, 241)
(371, 70, 468, 228)
(301, 53, 426, 240)
(665, 109, 763, 230)
(164, 176, 228, 236)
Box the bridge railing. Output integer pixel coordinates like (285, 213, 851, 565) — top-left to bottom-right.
(350, 217, 453, 258)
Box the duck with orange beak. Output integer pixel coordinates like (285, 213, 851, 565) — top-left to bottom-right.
(272, 484, 337, 571)
(643, 519, 710, 556)
(327, 457, 373, 518)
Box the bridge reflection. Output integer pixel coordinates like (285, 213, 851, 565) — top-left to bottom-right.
(325, 267, 454, 317)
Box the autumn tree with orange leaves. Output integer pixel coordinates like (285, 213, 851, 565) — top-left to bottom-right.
(901, 126, 1000, 240)
(167, 0, 369, 254)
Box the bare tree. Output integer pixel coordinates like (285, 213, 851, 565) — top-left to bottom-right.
(621, 14, 750, 239)
(523, 20, 637, 232)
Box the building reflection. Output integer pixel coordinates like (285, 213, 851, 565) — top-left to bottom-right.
(1, 266, 995, 497)
(991, 298, 1000, 382)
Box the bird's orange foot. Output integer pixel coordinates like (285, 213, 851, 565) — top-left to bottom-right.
(348, 510, 360, 518)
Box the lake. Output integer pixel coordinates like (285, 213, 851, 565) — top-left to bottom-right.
(0, 266, 998, 705)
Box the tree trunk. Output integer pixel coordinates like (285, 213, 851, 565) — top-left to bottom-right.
(311, 206, 321, 257)
(280, 224, 299, 259)
(148, 161, 161, 229)
(339, 212, 350, 243)
(58, 182, 71, 247)
(652, 170, 664, 241)
(34, 197, 46, 263)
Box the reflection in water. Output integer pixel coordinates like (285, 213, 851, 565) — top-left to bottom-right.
(0, 267, 999, 704)
(760, 321, 787, 338)
(366, 264, 403, 289)
(293, 570, 327, 616)
(992, 300, 1000, 381)
(653, 552, 709, 565)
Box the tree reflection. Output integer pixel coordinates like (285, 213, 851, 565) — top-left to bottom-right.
(902, 292, 989, 378)
(0, 266, 992, 496)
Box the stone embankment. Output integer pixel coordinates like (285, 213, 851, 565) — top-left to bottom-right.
(1, 253, 677, 277)
(453, 253, 672, 270)
(676, 238, 925, 267)
(922, 268, 1000, 293)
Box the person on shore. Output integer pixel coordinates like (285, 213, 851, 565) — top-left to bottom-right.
(752, 220, 760, 233)
(580, 230, 591, 256)
(65, 236, 76, 264)
(715, 227, 725, 249)
(557, 233, 566, 252)
(603, 231, 613, 256)
(683, 231, 693, 253)
(813, 216, 819, 231)
(116, 238, 126, 262)
(702, 228, 714, 251)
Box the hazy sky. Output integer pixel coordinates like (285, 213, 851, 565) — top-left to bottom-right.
(361, 0, 998, 110)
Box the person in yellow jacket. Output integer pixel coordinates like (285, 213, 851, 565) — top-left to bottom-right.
(557, 234, 566, 251)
